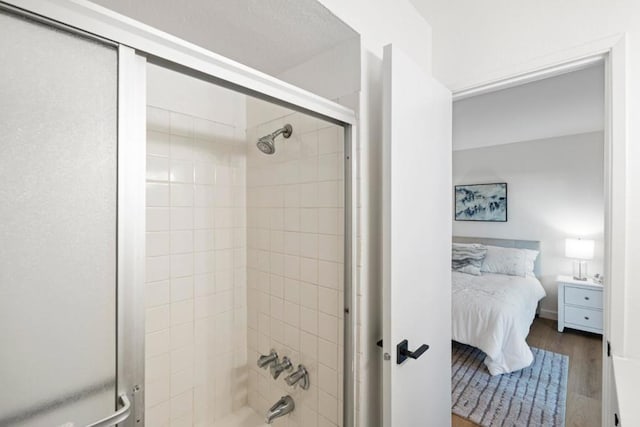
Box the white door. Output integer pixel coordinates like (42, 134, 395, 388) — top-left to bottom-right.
(382, 44, 452, 426)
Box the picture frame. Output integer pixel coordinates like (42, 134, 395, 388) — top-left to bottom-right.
(454, 182, 508, 222)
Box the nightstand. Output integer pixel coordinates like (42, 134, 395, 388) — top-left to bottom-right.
(557, 275, 603, 334)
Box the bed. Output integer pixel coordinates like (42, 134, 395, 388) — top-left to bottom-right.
(452, 236, 546, 375)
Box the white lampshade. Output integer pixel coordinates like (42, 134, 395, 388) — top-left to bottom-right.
(565, 238, 595, 260)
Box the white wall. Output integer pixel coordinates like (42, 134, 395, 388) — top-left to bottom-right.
(245, 100, 346, 426)
(147, 64, 246, 133)
(411, 0, 637, 90)
(318, 0, 432, 74)
(144, 64, 249, 426)
(311, 2, 436, 425)
(411, 0, 640, 360)
(453, 132, 605, 317)
(276, 37, 361, 102)
(453, 65, 604, 151)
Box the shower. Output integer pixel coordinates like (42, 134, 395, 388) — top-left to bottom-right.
(256, 124, 292, 154)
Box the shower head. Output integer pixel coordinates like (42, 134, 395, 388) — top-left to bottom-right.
(257, 135, 276, 155)
(256, 124, 292, 155)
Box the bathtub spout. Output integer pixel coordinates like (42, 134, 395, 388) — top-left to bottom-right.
(265, 395, 294, 424)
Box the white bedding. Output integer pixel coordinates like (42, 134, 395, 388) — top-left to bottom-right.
(452, 271, 546, 375)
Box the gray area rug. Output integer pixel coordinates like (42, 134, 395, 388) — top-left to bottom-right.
(452, 342, 568, 427)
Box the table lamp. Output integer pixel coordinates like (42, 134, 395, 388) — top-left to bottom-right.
(565, 238, 594, 281)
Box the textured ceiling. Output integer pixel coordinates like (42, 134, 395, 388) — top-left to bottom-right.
(90, 0, 358, 75)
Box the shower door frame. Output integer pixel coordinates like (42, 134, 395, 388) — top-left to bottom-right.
(1, 1, 358, 426)
(0, 4, 146, 427)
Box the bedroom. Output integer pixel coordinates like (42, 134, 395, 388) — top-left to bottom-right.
(450, 63, 605, 427)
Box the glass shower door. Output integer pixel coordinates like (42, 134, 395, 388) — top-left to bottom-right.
(0, 8, 121, 427)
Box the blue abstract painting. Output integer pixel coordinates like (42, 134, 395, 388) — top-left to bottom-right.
(455, 183, 507, 222)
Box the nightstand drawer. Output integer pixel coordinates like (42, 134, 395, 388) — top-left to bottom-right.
(565, 306, 603, 330)
(565, 286, 602, 309)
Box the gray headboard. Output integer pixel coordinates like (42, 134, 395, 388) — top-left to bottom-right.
(453, 236, 542, 278)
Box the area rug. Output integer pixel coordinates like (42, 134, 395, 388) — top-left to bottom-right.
(452, 342, 569, 427)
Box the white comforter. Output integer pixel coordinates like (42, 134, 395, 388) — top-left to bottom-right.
(452, 271, 546, 375)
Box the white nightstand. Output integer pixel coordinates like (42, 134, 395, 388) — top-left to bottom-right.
(557, 275, 603, 334)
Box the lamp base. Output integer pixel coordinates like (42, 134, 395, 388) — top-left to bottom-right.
(572, 260, 588, 281)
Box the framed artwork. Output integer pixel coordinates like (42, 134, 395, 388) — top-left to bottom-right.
(455, 183, 507, 222)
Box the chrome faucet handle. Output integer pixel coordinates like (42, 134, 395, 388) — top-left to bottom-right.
(270, 356, 293, 379)
(284, 365, 309, 390)
(257, 349, 279, 369)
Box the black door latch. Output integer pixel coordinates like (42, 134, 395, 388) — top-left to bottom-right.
(397, 340, 429, 364)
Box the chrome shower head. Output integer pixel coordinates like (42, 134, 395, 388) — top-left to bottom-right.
(256, 124, 292, 155)
(257, 135, 276, 155)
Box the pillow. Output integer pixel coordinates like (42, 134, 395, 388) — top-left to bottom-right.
(523, 249, 540, 277)
(481, 245, 538, 277)
(452, 243, 487, 276)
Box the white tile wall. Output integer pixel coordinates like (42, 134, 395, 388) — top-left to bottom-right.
(145, 106, 247, 427)
(246, 111, 345, 427)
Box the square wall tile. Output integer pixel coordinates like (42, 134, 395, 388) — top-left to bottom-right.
(318, 313, 338, 344)
(146, 305, 170, 333)
(149, 106, 346, 427)
(171, 300, 194, 325)
(148, 130, 171, 156)
(146, 281, 171, 308)
(147, 208, 171, 232)
(147, 183, 170, 207)
(170, 159, 194, 183)
(171, 230, 194, 254)
(171, 277, 194, 302)
(147, 232, 170, 257)
(147, 256, 170, 283)
(148, 156, 170, 181)
(171, 184, 194, 207)
(146, 330, 170, 359)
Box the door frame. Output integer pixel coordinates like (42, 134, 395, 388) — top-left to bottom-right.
(0, 1, 358, 426)
(117, 45, 147, 426)
(450, 35, 627, 427)
(7, 0, 355, 125)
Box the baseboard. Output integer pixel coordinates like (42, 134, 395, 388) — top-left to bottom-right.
(539, 309, 558, 321)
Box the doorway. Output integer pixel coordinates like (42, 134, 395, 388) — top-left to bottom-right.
(450, 53, 617, 427)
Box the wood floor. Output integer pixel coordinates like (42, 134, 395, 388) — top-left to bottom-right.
(452, 318, 602, 427)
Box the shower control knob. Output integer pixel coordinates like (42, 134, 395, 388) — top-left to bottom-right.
(284, 365, 310, 390)
(257, 350, 279, 369)
(271, 356, 293, 379)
